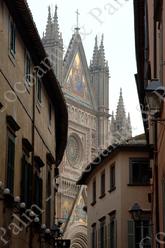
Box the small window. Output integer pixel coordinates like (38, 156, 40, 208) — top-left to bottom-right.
(100, 170, 105, 198)
(99, 218, 106, 248)
(129, 158, 151, 185)
(34, 157, 43, 212)
(25, 52, 31, 84)
(91, 179, 96, 205)
(110, 164, 116, 191)
(9, 18, 16, 56)
(6, 130, 15, 194)
(21, 153, 33, 208)
(109, 212, 117, 248)
(36, 76, 42, 103)
(34, 172, 43, 210)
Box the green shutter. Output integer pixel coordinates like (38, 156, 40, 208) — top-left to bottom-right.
(128, 220, 135, 248)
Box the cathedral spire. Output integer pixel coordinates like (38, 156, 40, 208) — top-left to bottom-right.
(110, 88, 132, 144)
(42, 5, 63, 85)
(52, 5, 60, 41)
(91, 36, 99, 67)
(98, 34, 105, 67)
(45, 6, 52, 39)
(116, 88, 126, 121)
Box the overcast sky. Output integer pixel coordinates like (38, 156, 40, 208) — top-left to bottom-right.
(27, 0, 144, 136)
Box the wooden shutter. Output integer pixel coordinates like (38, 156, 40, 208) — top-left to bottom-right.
(128, 220, 135, 248)
(21, 156, 33, 208)
(7, 137, 15, 193)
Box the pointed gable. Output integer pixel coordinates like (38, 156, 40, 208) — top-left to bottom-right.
(63, 32, 96, 110)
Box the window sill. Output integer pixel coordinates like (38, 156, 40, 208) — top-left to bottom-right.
(36, 101, 42, 113)
(8, 51, 16, 66)
(91, 201, 96, 206)
(108, 186, 116, 193)
(99, 193, 106, 199)
(24, 81, 31, 94)
(128, 183, 151, 187)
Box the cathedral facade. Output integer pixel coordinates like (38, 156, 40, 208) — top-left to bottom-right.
(42, 6, 131, 247)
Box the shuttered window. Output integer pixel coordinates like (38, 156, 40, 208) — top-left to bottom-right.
(21, 154, 33, 208)
(128, 219, 151, 248)
(110, 163, 116, 191)
(6, 132, 15, 194)
(109, 213, 117, 248)
(92, 179, 96, 204)
(99, 218, 106, 248)
(100, 170, 105, 197)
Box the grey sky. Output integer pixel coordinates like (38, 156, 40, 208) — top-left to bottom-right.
(27, 0, 144, 136)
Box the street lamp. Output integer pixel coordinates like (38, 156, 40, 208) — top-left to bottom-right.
(145, 79, 164, 117)
(129, 202, 143, 221)
(39, 223, 70, 247)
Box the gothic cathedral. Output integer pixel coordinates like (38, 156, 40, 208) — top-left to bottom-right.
(42, 6, 132, 247)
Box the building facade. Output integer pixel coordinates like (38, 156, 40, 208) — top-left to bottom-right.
(0, 0, 68, 247)
(78, 142, 152, 248)
(42, 7, 133, 247)
(133, 0, 165, 247)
